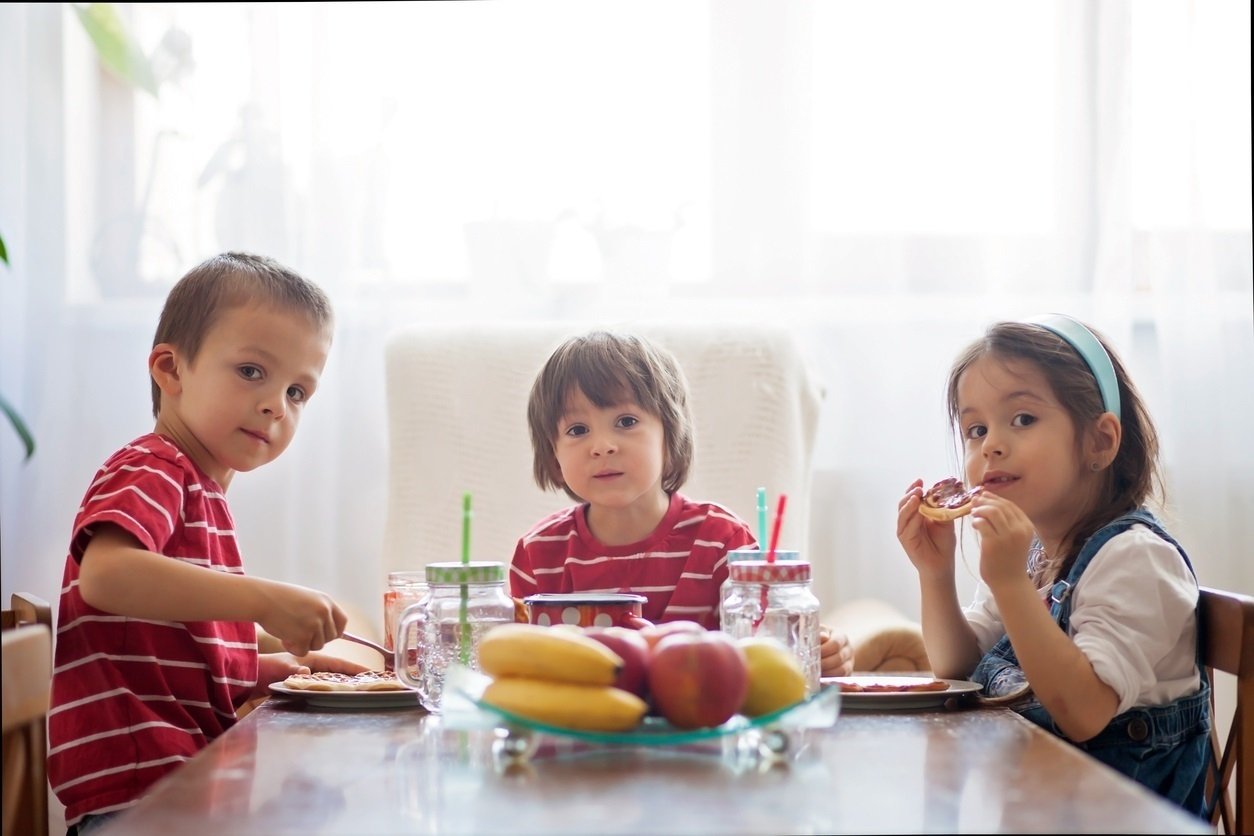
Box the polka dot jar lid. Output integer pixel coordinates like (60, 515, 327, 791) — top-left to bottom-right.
(523, 594, 647, 605)
(424, 561, 506, 584)
(728, 559, 811, 583)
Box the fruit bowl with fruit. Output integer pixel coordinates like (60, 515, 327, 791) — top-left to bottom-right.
(440, 623, 840, 764)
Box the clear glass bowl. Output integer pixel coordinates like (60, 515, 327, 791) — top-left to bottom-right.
(441, 664, 841, 762)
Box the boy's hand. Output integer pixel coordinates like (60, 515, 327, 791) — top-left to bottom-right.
(253, 653, 310, 700)
(969, 491, 1035, 590)
(819, 626, 855, 676)
(292, 650, 372, 676)
(252, 651, 370, 701)
(256, 580, 347, 657)
(897, 478, 958, 580)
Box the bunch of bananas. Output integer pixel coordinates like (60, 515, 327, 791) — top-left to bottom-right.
(477, 623, 648, 732)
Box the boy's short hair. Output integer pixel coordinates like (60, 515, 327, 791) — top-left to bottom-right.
(527, 330, 695, 501)
(150, 252, 333, 418)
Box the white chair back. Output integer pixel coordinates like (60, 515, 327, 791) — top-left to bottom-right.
(382, 322, 824, 575)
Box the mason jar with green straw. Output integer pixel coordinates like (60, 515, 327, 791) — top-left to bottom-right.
(393, 493, 513, 713)
(394, 560, 514, 713)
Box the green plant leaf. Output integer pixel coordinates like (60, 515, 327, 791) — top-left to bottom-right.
(0, 232, 8, 266)
(72, 3, 159, 97)
(0, 395, 36, 462)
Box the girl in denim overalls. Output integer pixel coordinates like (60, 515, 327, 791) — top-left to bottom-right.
(896, 316, 1211, 818)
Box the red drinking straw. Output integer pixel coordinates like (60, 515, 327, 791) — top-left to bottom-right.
(754, 493, 788, 631)
(766, 493, 787, 563)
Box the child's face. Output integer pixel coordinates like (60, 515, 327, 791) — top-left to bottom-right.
(156, 304, 331, 486)
(956, 355, 1096, 541)
(552, 388, 667, 513)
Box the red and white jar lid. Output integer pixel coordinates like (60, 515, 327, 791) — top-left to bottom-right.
(728, 559, 811, 583)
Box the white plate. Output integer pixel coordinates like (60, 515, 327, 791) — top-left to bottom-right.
(268, 682, 424, 710)
(820, 677, 982, 711)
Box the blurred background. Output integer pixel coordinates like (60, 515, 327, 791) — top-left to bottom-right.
(2, 1, 1251, 634)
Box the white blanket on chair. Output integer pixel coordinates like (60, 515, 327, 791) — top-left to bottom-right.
(381, 321, 824, 577)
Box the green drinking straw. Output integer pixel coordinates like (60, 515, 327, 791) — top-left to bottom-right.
(459, 492, 472, 665)
(756, 486, 767, 549)
(462, 492, 473, 565)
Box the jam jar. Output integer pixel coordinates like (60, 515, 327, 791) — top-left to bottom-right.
(719, 557, 821, 695)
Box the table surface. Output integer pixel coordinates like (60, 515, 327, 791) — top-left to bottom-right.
(101, 691, 1211, 835)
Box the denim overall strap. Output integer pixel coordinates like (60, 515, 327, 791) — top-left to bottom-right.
(1048, 509, 1194, 634)
(970, 509, 1212, 817)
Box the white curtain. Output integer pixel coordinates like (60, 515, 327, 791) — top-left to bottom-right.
(2, 1, 1251, 639)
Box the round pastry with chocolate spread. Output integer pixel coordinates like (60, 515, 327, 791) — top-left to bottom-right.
(835, 675, 949, 693)
(281, 670, 406, 692)
(918, 477, 979, 522)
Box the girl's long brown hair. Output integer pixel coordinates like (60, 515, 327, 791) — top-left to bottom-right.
(945, 321, 1163, 583)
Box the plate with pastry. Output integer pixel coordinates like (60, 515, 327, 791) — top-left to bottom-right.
(820, 675, 981, 711)
(269, 670, 422, 710)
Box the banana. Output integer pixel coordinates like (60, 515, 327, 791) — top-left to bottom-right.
(482, 677, 647, 732)
(477, 623, 623, 686)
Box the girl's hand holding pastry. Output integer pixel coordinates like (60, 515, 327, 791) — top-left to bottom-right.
(896, 478, 959, 580)
(969, 491, 1036, 591)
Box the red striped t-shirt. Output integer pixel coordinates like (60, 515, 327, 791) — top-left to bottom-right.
(48, 434, 258, 825)
(509, 492, 757, 628)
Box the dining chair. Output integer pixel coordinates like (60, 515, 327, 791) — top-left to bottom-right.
(382, 321, 824, 576)
(1, 591, 52, 632)
(3, 597, 53, 836)
(1200, 585, 1254, 835)
(2, 592, 54, 836)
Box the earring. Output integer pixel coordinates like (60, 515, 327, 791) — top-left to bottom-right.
(1091, 462, 1102, 471)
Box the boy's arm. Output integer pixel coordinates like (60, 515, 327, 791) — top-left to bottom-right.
(79, 524, 346, 656)
(257, 630, 285, 653)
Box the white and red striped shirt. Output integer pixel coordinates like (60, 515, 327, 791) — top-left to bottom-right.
(509, 492, 756, 628)
(49, 434, 257, 825)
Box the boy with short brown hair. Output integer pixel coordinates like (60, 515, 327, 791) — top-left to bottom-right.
(50, 252, 363, 832)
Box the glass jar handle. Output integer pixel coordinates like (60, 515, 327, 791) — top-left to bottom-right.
(394, 603, 427, 700)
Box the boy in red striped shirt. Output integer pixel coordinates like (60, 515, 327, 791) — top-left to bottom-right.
(511, 330, 854, 672)
(49, 253, 364, 834)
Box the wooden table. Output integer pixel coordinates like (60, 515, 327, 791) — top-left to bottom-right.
(100, 693, 1210, 835)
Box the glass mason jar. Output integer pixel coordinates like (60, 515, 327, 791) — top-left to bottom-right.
(384, 571, 428, 652)
(718, 548, 799, 628)
(720, 558, 821, 695)
(395, 561, 514, 713)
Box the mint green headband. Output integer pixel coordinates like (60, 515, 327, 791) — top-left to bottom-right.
(1026, 314, 1122, 420)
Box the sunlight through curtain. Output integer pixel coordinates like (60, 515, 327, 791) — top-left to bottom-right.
(2, 0, 1250, 636)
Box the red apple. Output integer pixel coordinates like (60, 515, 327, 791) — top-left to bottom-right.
(639, 619, 706, 651)
(647, 631, 748, 729)
(583, 626, 651, 699)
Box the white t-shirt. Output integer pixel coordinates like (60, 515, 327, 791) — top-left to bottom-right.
(964, 524, 1201, 716)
